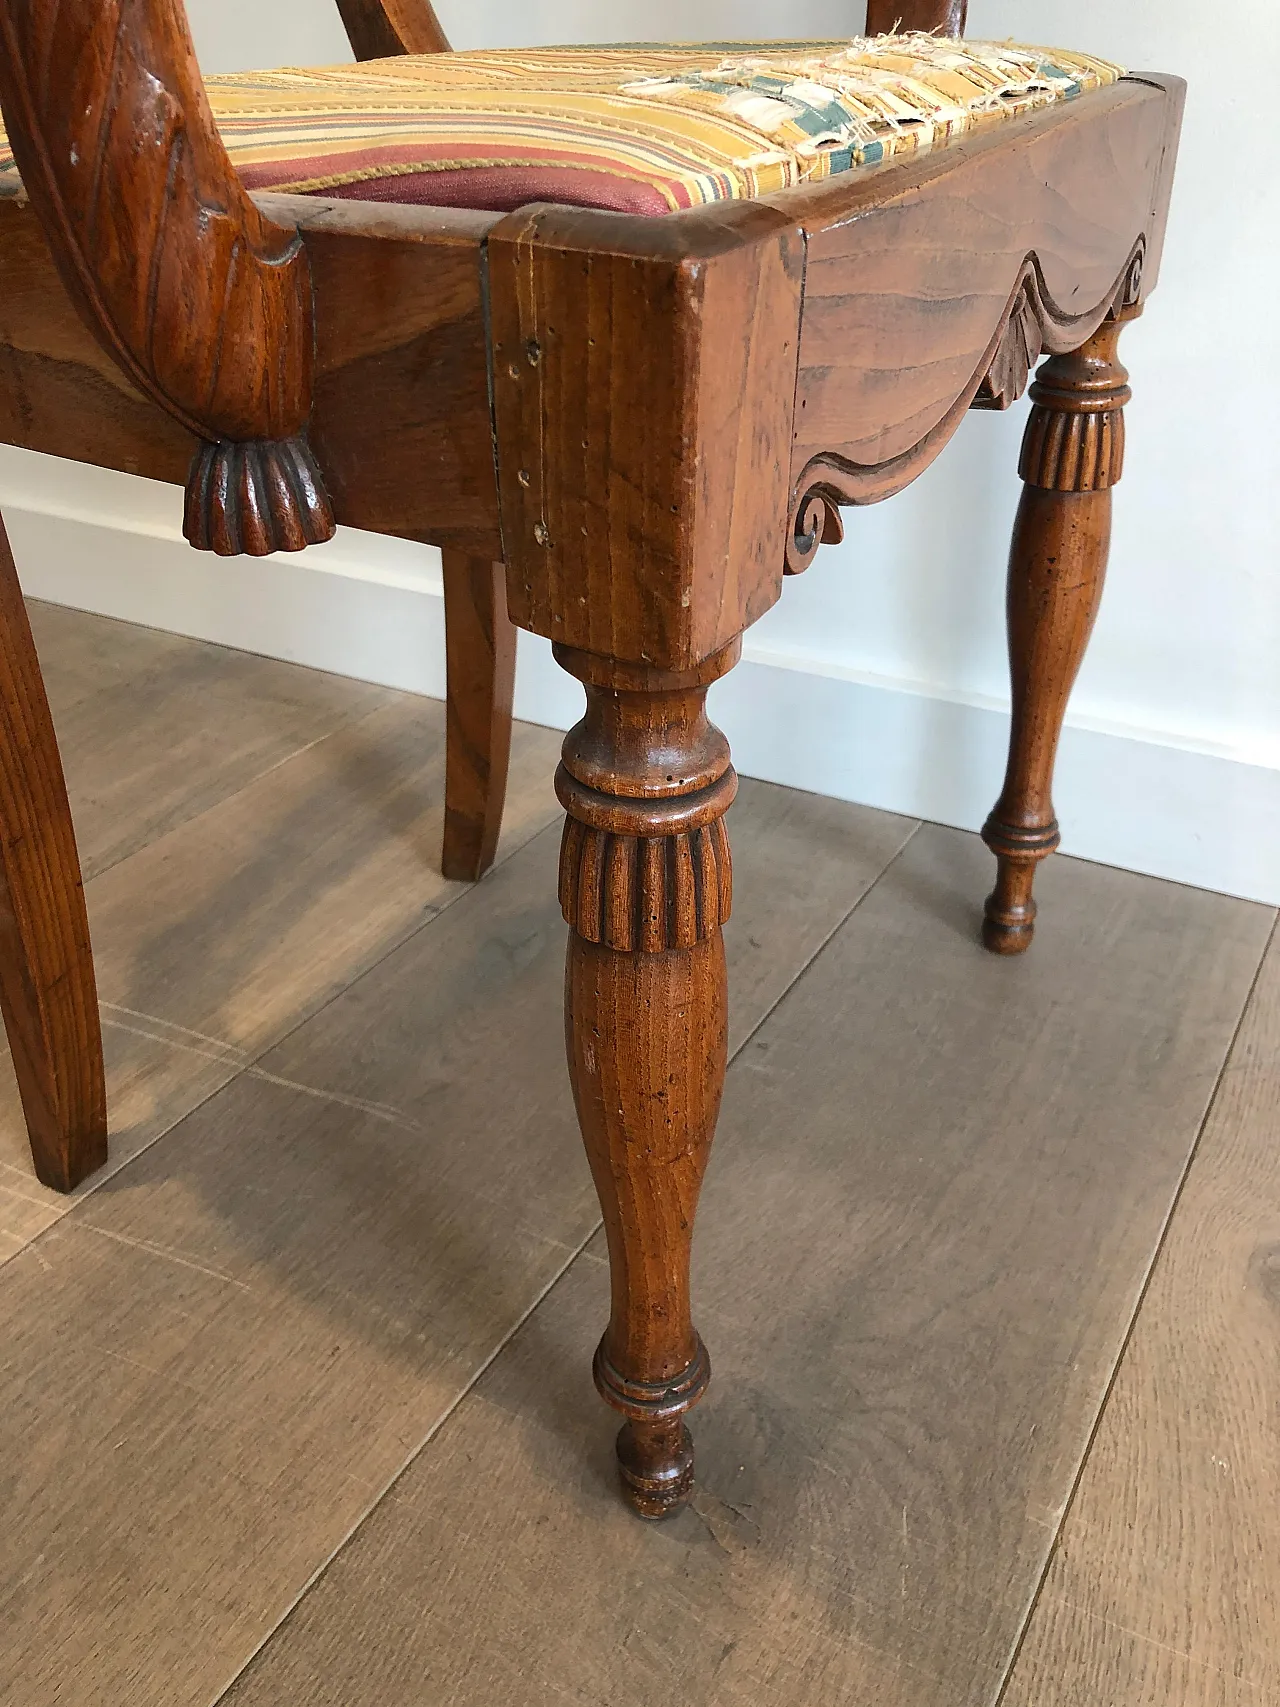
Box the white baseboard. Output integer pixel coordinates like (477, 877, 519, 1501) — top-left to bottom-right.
(5, 461, 1278, 908)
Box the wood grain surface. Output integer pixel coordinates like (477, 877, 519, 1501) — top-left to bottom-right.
(1001, 921, 1280, 1707)
(553, 644, 743, 1512)
(0, 195, 504, 553)
(787, 81, 1175, 492)
(981, 314, 1135, 954)
(0, 769, 914, 1707)
(0, 198, 193, 484)
(291, 197, 503, 552)
(0, 610, 551, 1260)
(3, 615, 1271, 1707)
(490, 204, 805, 669)
(0, 516, 103, 1188)
(0, 78, 1182, 566)
(866, 1, 967, 30)
(80, 697, 560, 1060)
(440, 551, 516, 881)
(25, 604, 393, 882)
(0, 0, 314, 445)
(0, 0, 336, 554)
(0, 1010, 241, 1256)
(335, 0, 450, 57)
(218, 828, 1269, 1707)
(0, 605, 393, 1244)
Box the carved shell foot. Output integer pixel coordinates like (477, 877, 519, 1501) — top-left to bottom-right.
(184, 437, 336, 557)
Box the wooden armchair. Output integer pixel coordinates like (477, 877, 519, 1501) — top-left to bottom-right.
(0, 0, 1183, 1517)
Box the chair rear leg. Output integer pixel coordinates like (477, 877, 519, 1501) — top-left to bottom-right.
(441, 552, 517, 882)
(983, 312, 1135, 953)
(0, 509, 106, 1190)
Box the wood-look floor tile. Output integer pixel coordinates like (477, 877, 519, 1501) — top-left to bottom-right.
(0, 1013, 240, 1262)
(220, 830, 1269, 1707)
(29, 600, 395, 879)
(5, 600, 451, 1250)
(0, 782, 911, 1707)
(26, 600, 212, 711)
(255, 779, 918, 1112)
(82, 700, 564, 1059)
(1001, 919, 1280, 1707)
(4, 603, 563, 1233)
(0, 1176, 60, 1245)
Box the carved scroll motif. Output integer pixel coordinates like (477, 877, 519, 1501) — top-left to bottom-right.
(784, 487, 845, 576)
(973, 282, 1044, 412)
(780, 242, 1147, 572)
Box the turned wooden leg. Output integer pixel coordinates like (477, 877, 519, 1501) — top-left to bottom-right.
(556, 640, 738, 1519)
(982, 312, 1135, 954)
(441, 551, 516, 882)
(0, 510, 106, 1190)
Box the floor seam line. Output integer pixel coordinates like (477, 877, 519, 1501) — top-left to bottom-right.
(203, 1218, 604, 1707)
(723, 819, 923, 1052)
(101, 801, 561, 1088)
(4, 811, 564, 1255)
(208, 808, 563, 1097)
(80, 713, 377, 889)
(32, 786, 893, 1227)
(3, 1059, 256, 1265)
(991, 904, 1280, 1707)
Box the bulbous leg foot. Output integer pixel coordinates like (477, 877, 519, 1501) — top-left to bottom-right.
(981, 819, 1059, 955)
(616, 1420, 696, 1519)
(982, 865, 1037, 955)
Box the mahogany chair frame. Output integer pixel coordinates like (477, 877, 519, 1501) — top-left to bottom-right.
(0, 0, 1183, 1517)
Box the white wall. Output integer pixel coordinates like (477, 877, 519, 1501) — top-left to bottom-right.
(5, 0, 1278, 900)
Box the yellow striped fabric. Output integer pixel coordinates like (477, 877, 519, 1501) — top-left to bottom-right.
(0, 35, 1124, 214)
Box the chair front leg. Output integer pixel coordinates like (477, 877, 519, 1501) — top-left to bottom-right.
(555, 640, 738, 1519)
(982, 313, 1134, 953)
(441, 552, 516, 882)
(0, 510, 106, 1190)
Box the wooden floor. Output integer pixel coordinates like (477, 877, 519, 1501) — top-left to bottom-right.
(2, 602, 1276, 1707)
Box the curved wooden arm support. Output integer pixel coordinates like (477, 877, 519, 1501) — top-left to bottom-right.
(0, 0, 334, 555)
(334, 0, 450, 59)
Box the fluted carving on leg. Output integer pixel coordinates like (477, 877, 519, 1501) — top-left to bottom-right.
(983, 312, 1135, 953)
(558, 804, 733, 953)
(556, 639, 738, 1518)
(1017, 335, 1130, 493)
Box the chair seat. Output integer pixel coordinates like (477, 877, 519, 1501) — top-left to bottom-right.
(0, 34, 1122, 218)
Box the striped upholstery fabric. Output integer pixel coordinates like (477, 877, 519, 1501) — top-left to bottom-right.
(0, 35, 1124, 216)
